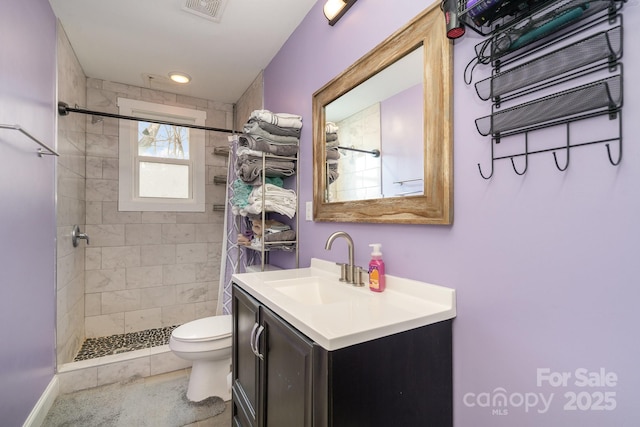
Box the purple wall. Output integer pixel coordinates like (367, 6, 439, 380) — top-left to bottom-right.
(381, 84, 423, 197)
(0, 0, 57, 425)
(265, 1, 640, 425)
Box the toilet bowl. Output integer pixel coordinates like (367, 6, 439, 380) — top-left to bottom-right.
(169, 314, 232, 402)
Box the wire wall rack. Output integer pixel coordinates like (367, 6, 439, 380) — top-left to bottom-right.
(459, 0, 556, 36)
(467, 0, 625, 179)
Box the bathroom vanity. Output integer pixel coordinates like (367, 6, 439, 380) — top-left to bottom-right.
(231, 259, 456, 427)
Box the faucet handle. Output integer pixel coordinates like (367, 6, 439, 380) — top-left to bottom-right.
(336, 262, 348, 282)
(355, 266, 367, 287)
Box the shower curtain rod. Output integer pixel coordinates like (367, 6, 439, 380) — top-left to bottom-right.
(337, 145, 380, 157)
(57, 102, 235, 134)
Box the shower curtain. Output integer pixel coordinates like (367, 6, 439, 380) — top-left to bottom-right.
(217, 134, 254, 314)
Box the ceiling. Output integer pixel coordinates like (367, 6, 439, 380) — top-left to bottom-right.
(48, 0, 317, 103)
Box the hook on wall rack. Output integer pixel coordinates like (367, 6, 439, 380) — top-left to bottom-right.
(477, 111, 622, 179)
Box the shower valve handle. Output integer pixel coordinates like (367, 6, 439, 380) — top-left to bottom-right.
(72, 225, 90, 247)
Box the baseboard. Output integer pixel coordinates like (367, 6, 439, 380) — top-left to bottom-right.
(22, 375, 59, 427)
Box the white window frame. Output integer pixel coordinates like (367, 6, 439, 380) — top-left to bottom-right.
(117, 98, 206, 212)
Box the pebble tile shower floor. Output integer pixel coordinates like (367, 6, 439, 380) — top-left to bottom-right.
(74, 325, 180, 361)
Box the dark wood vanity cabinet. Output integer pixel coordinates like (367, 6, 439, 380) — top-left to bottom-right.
(232, 284, 314, 427)
(232, 283, 453, 427)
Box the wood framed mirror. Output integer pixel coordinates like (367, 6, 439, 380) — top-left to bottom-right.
(312, 4, 453, 224)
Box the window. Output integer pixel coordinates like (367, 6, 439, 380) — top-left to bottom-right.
(118, 98, 206, 212)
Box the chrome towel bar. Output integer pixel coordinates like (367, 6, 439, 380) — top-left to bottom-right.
(0, 124, 59, 157)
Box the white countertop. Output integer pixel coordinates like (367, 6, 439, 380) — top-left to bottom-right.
(231, 258, 456, 351)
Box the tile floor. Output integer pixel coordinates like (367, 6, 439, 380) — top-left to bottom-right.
(51, 368, 231, 427)
(152, 369, 231, 427)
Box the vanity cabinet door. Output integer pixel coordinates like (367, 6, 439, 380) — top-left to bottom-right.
(232, 286, 261, 427)
(261, 307, 314, 427)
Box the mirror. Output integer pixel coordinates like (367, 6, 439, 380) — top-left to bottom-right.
(312, 4, 452, 224)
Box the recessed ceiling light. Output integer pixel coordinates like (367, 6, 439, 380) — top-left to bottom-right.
(168, 72, 191, 84)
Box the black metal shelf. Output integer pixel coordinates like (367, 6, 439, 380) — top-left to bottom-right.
(458, 0, 555, 36)
(474, 24, 622, 101)
(475, 74, 622, 136)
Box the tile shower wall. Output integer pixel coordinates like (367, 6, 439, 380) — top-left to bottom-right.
(329, 104, 382, 201)
(82, 79, 232, 338)
(56, 22, 88, 365)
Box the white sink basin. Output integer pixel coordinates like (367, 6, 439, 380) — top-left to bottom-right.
(266, 276, 369, 305)
(232, 258, 456, 350)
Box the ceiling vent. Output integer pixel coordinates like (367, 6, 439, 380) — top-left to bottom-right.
(181, 0, 229, 22)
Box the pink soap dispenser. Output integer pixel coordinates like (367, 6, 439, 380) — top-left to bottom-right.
(368, 243, 386, 292)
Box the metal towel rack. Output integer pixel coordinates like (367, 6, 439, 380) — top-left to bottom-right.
(337, 145, 381, 157)
(0, 124, 59, 157)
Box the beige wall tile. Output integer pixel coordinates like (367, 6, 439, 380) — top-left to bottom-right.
(176, 282, 208, 304)
(85, 268, 126, 293)
(126, 223, 162, 245)
(86, 133, 119, 158)
(102, 158, 119, 179)
(86, 156, 103, 179)
(141, 244, 177, 266)
(161, 224, 196, 244)
(176, 243, 208, 264)
(97, 357, 150, 386)
(195, 299, 217, 318)
(85, 201, 103, 225)
(124, 308, 162, 333)
(58, 368, 99, 394)
(102, 289, 142, 314)
(102, 202, 141, 224)
(101, 245, 141, 269)
(86, 178, 118, 202)
(196, 262, 218, 283)
(195, 223, 222, 243)
(150, 350, 191, 376)
(85, 293, 102, 317)
(163, 263, 196, 285)
(85, 224, 125, 246)
(102, 81, 141, 98)
(85, 247, 102, 270)
(85, 313, 125, 337)
(126, 265, 163, 289)
(140, 285, 177, 309)
(162, 303, 196, 326)
(141, 211, 177, 224)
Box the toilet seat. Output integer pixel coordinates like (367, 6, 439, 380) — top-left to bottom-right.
(171, 315, 232, 343)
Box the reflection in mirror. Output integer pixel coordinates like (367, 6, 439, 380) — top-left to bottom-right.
(324, 47, 424, 202)
(312, 3, 453, 224)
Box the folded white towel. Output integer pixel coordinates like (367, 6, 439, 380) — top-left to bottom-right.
(250, 109, 303, 130)
(243, 184, 297, 218)
(325, 121, 339, 134)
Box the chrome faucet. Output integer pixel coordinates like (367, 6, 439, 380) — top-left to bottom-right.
(324, 231, 365, 286)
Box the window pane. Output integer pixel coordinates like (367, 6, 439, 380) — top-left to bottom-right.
(138, 122, 190, 159)
(139, 162, 189, 199)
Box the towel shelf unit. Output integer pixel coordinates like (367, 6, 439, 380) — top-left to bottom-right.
(0, 124, 59, 157)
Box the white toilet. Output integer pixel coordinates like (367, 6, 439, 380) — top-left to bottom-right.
(169, 314, 233, 402)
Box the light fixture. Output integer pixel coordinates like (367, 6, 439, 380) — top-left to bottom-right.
(168, 72, 192, 84)
(323, 0, 358, 26)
